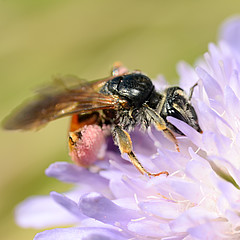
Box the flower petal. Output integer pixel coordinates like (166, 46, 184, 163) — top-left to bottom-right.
(45, 162, 85, 182)
(167, 116, 203, 148)
(46, 162, 113, 197)
(177, 61, 199, 93)
(46, 162, 107, 184)
(219, 16, 240, 52)
(138, 200, 182, 219)
(196, 66, 224, 113)
(188, 221, 234, 239)
(170, 206, 218, 233)
(186, 147, 213, 182)
(50, 191, 86, 220)
(128, 220, 171, 238)
(34, 227, 128, 240)
(78, 192, 141, 228)
(15, 195, 78, 229)
(224, 85, 240, 130)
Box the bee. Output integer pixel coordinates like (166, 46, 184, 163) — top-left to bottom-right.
(3, 64, 202, 176)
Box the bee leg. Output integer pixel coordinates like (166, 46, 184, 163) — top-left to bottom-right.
(113, 126, 169, 176)
(189, 82, 198, 101)
(68, 124, 107, 167)
(143, 104, 180, 152)
(162, 129, 180, 152)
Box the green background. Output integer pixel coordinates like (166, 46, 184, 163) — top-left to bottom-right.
(0, 1, 239, 239)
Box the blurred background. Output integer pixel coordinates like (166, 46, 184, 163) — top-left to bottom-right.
(1, 0, 240, 239)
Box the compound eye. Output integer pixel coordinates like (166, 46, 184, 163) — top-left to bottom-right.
(166, 90, 189, 122)
(168, 106, 187, 122)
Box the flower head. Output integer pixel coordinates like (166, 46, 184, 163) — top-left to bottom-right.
(16, 17, 240, 239)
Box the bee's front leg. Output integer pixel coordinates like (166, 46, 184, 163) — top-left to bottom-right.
(143, 104, 180, 152)
(112, 125, 169, 177)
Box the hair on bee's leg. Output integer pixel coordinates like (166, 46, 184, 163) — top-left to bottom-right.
(112, 125, 169, 177)
(162, 129, 180, 152)
(189, 82, 198, 101)
(143, 104, 179, 152)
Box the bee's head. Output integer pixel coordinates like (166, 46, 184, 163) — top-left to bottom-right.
(161, 87, 202, 135)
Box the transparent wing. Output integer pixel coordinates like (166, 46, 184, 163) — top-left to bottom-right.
(3, 76, 125, 130)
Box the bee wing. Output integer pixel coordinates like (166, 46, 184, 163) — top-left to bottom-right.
(3, 77, 124, 130)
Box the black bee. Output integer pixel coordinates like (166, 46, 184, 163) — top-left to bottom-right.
(3, 64, 202, 176)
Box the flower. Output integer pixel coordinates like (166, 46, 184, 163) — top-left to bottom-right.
(16, 17, 240, 239)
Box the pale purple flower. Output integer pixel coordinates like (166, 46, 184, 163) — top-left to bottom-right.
(16, 17, 240, 239)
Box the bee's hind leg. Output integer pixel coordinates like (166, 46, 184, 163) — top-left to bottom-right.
(112, 125, 169, 177)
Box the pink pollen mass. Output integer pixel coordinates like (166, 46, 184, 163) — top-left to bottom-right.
(69, 125, 107, 167)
